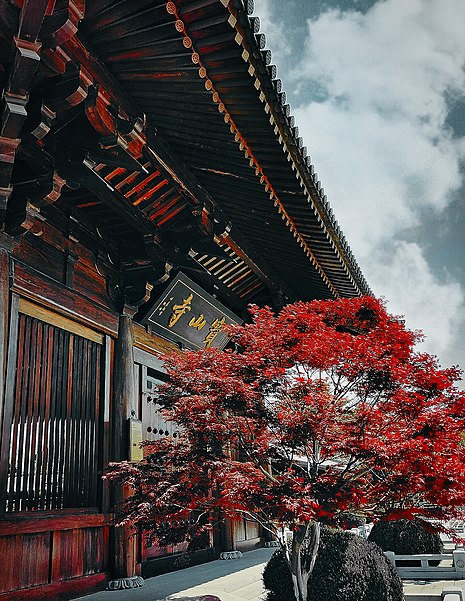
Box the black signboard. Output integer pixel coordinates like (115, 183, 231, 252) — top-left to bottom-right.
(142, 272, 242, 350)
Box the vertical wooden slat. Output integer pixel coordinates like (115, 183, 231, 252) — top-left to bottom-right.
(39, 326, 54, 510)
(33, 324, 52, 509)
(21, 317, 38, 511)
(19, 532, 50, 588)
(50, 328, 65, 509)
(3, 310, 104, 513)
(0, 534, 21, 592)
(0, 249, 10, 478)
(56, 330, 71, 508)
(50, 529, 62, 582)
(63, 333, 74, 507)
(73, 527, 84, 577)
(77, 336, 87, 505)
(31, 322, 46, 509)
(13, 315, 31, 511)
(6, 314, 26, 511)
(89, 343, 103, 505)
(0, 293, 20, 512)
(78, 337, 87, 505)
(101, 336, 112, 513)
(95, 343, 102, 506)
(68, 335, 81, 505)
(27, 321, 44, 510)
(86, 342, 96, 506)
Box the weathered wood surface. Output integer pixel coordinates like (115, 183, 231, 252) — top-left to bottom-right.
(0, 511, 112, 535)
(111, 312, 137, 579)
(2, 313, 103, 513)
(10, 260, 118, 336)
(0, 520, 110, 595)
(133, 321, 180, 356)
(0, 572, 108, 600)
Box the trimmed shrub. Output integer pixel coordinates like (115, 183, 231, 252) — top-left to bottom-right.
(263, 526, 404, 601)
(368, 519, 443, 566)
(335, 511, 366, 529)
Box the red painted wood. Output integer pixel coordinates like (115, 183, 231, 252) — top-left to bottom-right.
(0, 532, 51, 592)
(20, 532, 50, 589)
(0, 512, 113, 536)
(3, 315, 104, 513)
(0, 572, 108, 601)
(10, 261, 118, 336)
(0, 522, 110, 594)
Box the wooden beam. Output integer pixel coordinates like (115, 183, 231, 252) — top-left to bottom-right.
(54, 33, 304, 301)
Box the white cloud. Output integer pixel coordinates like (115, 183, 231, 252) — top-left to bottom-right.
(280, 0, 465, 374)
(373, 242, 465, 370)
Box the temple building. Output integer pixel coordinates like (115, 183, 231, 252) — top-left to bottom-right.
(0, 1, 370, 599)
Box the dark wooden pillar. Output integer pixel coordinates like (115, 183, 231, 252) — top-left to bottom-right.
(108, 306, 144, 590)
(112, 310, 135, 464)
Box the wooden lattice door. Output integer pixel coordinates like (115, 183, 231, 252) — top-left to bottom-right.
(0, 304, 104, 512)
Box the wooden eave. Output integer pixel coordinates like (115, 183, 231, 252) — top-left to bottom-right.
(1, 0, 371, 317)
(79, 0, 371, 299)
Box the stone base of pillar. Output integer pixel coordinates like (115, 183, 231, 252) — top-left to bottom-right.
(219, 550, 243, 560)
(106, 576, 145, 590)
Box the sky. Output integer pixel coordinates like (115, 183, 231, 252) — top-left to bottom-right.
(254, 0, 465, 379)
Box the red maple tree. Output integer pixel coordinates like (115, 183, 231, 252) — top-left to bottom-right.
(106, 297, 465, 601)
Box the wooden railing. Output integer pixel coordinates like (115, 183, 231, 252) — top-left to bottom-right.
(385, 549, 465, 580)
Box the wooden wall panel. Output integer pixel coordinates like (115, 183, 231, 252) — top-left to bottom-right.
(0, 534, 20, 593)
(14, 235, 65, 284)
(10, 261, 118, 336)
(13, 224, 114, 311)
(52, 529, 82, 580)
(51, 526, 108, 581)
(73, 259, 109, 308)
(0, 532, 50, 592)
(19, 532, 51, 589)
(0, 521, 110, 595)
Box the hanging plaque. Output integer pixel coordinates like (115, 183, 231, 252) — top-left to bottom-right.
(141, 272, 242, 350)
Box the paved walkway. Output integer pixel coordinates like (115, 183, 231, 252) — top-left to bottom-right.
(75, 548, 274, 601)
(75, 547, 465, 601)
(404, 580, 465, 600)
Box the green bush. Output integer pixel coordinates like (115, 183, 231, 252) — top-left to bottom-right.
(263, 526, 404, 601)
(368, 519, 443, 556)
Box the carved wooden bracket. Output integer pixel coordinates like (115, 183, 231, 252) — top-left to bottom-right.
(40, 1, 85, 49)
(0, 1, 85, 227)
(85, 88, 147, 162)
(30, 66, 92, 141)
(107, 272, 154, 315)
(4, 171, 65, 235)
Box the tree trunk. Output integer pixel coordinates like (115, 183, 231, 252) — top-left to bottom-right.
(287, 522, 321, 601)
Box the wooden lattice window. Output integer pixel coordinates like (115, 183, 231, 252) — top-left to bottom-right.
(1, 303, 104, 512)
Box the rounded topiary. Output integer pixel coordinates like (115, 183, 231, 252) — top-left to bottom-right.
(262, 526, 404, 601)
(368, 519, 443, 566)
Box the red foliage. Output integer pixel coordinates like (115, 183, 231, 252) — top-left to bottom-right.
(106, 296, 465, 548)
